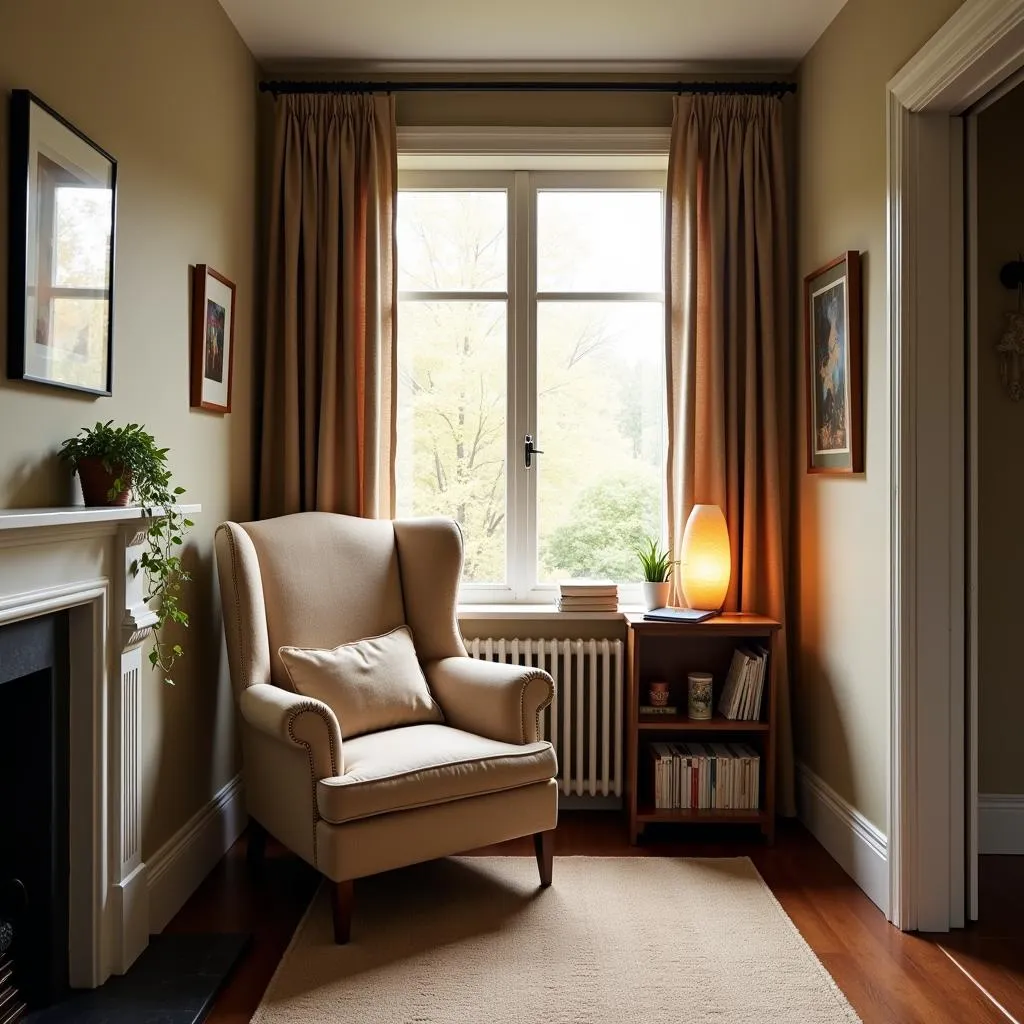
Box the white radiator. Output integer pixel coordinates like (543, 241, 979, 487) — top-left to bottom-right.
(464, 637, 624, 799)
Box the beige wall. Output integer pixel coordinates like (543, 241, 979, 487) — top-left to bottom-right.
(398, 89, 673, 127)
(794, 0, 963, 830)
(976, 84, 1024, 796)
(0, 0, 258, 857)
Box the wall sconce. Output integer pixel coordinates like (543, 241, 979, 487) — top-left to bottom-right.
(679, 504, 731, 611)
(998, 258, 1024, 401)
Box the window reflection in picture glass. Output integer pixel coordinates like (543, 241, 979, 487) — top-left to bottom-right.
(8, 91, 116, 395)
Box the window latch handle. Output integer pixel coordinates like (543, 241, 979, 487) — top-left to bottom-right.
(524, 433, 544, 469)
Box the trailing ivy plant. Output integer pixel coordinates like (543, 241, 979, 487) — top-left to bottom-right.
(635, 536, 676, 583)
(59, 421, 192, 684)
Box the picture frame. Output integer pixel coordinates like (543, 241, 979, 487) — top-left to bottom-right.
(803, 250, 863, 474)
(7, 90, 117, 395)
(190, 264, 235, 413)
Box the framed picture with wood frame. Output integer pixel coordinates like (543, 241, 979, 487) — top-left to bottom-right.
(190, 264, 235, 413)
(803, 251, 863, 474)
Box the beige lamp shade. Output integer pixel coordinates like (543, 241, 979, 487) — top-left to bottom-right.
(679, 504, 731, 610)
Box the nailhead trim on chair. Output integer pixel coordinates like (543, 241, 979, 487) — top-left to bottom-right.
(287, 703, 341, 869)
(517, 671, 554, 744)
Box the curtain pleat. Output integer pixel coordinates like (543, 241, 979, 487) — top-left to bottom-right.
(666, 94, 795, 815)
(259, 93, 396, 519)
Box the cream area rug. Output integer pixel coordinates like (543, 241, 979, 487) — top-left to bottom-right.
(252, 856, 861, 1024)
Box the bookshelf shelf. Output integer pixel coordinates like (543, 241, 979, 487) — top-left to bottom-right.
(635, 805, 769, 825)
(625, 612, 781, 845)
(637, 715, 770, 732)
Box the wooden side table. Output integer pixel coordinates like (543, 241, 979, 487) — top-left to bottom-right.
(624, 612, 781, 844)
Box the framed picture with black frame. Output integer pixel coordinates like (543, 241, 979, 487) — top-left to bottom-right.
(803, 250, 864, 474)
(7, 90, 116, 396)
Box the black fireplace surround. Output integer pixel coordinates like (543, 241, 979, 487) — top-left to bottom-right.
(0, 612, 70, 1010)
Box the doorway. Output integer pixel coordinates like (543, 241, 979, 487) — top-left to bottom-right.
(887, 0, 1024, 934)
(963, 73, 1024, 937)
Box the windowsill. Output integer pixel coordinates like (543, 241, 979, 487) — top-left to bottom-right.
(457, 603, 645, 621)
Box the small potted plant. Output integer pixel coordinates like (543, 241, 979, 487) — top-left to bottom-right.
(59, 421, 192, 683)
(636, 537, 676, 611)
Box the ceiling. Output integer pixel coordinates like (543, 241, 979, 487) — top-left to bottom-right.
(217, 0, 848, 67)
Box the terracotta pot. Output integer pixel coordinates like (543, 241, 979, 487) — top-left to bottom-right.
(77, 456, 132, 506)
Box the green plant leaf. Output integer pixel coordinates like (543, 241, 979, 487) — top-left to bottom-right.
(58, 419, 193, 684)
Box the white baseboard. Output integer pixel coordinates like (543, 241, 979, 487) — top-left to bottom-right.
(147, 773, 247, 934)
(796, 762, 889, 915)
(979, 793, 1024, 854)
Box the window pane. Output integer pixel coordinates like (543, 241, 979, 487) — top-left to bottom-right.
(537, 191, 662, 293)
(536, 301, 664, 583)
(34, 297, 109, 391)
(53, 186, 112, 289)
(398, 191, 507, 292)
(396, 299, 507, 584)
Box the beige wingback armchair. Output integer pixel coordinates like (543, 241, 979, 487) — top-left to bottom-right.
(214, 511, 558, 943)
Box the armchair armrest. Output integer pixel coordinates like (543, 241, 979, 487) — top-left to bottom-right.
(240, 683, 343, 780)
(425, 656, 553, 745)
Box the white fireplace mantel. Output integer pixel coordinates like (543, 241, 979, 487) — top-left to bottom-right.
(0, 504, 201, 532)
(0, 503, 200, 988)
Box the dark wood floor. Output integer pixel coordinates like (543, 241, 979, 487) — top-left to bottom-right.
(165, 813, 1024, 1023)
(933, 856, 1024, 1022)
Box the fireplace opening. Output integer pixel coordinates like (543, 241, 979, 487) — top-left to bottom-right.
(0, 613, 70, 1012)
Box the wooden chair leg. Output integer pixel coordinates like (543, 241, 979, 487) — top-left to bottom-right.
(331, 880, 354, 944)
(246, 818, 267, 870)
(533, 829, 554, 888)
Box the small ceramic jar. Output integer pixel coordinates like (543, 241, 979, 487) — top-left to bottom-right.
(687, 672, 713, 720)
(648, 681, 670, 707)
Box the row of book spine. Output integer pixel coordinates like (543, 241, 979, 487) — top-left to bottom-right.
(649, 741, 761, 810)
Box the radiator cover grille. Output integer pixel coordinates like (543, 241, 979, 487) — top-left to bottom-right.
(464, 637, 624, 799)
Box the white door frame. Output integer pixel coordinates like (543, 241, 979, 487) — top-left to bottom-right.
(888, 0, 1024, 932)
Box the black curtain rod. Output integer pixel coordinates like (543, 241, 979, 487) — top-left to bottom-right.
(259, 79, 796, 97)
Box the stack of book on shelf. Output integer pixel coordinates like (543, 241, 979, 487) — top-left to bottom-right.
(718, 646, 769, 721)
(649, 741, 761, 810)
(556, 579, 618, 612)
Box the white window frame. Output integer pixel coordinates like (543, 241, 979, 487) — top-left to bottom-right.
(398, 146, 667, 605)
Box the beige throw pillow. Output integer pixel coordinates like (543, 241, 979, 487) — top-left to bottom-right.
(278, 626, 443, 739)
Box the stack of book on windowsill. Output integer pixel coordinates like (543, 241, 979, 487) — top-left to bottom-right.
(556, 579, 618, 612)
(718, 646, 769, 721)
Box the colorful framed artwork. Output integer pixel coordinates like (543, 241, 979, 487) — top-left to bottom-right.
(7, 90, 116, 395)
(190, 264, 235, 413)
(803, 250, 863, 474)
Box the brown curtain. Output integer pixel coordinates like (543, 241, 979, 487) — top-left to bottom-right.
(665, 94, 795, 814)
(259, 93, 397, 519)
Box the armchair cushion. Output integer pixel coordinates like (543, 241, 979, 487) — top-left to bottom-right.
(279, 626, 443, 739)
(316, 723, 556, 824)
